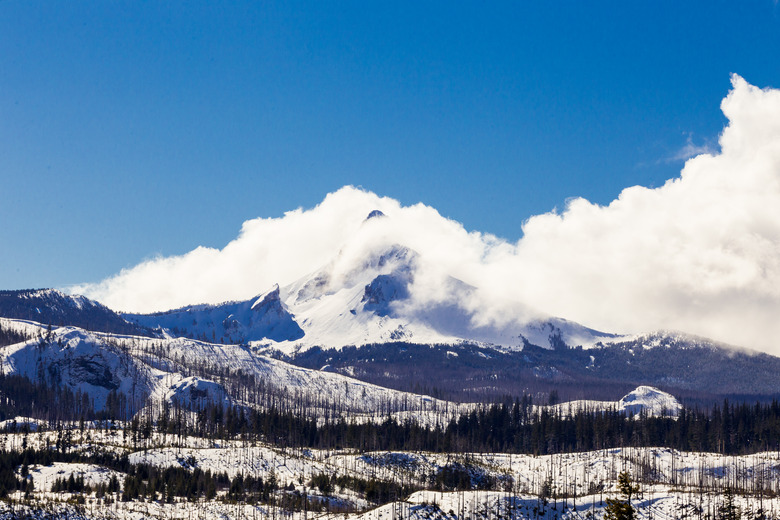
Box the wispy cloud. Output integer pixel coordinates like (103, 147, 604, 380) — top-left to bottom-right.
(665, 133, 716, 163)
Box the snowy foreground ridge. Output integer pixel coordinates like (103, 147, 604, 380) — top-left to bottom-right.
(0, 317, 472, 422)
(1, 428, 779, 519)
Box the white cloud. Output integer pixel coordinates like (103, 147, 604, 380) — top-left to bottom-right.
(503, 75, 780, 352)
(74, 188, 404, 312)
(75, 75, 780, 355)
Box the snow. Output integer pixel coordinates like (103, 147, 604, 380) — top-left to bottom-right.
(126, 284, 304, 344)
(618, 386, 681, 417)
(0, 325, 155, 411)
(120, 241, 623, 356)
(0, 316, 49, 338)
(0, 318, 472, 422)
(24, 462, 123, 492)
(543, 386, 681, 418)
(0, 416, 47, 432)
(609, 330, 741, 353)
(4, 428, 780, 519)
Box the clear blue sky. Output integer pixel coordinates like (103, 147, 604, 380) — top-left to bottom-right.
(2, 1, 780, 290)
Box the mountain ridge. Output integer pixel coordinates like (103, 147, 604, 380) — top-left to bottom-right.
(0, 289, 155, 337)
(125, 239, 618, 352)
(2, 285, 777, 404)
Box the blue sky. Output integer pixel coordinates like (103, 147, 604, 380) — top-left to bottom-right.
(2, 1, 780, 290)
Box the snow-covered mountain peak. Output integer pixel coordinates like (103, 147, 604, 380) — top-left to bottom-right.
(117, 223, 619, 353)
(284, 243, 417, 306)
(127, 284, 304, 344)
(347, 244, 416, 277)
(365, 209, 386, 221)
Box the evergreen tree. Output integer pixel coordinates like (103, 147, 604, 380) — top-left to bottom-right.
(604, 471, 639, 520)
(719, 488, 741, 520)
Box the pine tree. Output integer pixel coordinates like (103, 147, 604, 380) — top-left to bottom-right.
(718, 488, 741, 520)
(604, 471, 639, 520)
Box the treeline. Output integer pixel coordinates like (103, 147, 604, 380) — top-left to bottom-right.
(0, 373, 127, 424)
(438, 400, 780, 455)
(0, 446, 407, 512)
(0, 447, 130, 499)
(0, 322, 29, 348)
(121, 465, 225, 502)
(144, 397, 780, 456)
(7, 367, 780, 457)
(0, 451, 33, 498)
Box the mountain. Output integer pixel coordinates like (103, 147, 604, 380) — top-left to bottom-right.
(286, 332, 780, 403)
(125, 285, 304, 344)
(105, 211, 780, 403)
(4, 212, 778, 406)
(125, 217, 617, 353)
(0, 322, 153, 412)
(1, 215, 616, 354)
(0, 289, 155, 337)
(0, 318, 469, 422)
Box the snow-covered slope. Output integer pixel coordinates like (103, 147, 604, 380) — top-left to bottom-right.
(126, 285, 304, 344)
(603, 330, 737, 351)
(0, 289, 153, 336)
(0, 325, 155, 411)
(547, 385, 681, 418)
(274, 242, 616, 353)
(5, 427, 780, 520)
(618, 385, 681, 416)
(0, 318, 469, 421)
(124, 213, 618, 354)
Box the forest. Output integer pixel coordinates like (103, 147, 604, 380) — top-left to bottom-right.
(4, 371, 780, 458)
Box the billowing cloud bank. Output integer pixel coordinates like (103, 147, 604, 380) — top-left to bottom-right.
(77, 76, 780, 354)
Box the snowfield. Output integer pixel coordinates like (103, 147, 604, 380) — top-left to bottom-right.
(3, 427, 780, 519)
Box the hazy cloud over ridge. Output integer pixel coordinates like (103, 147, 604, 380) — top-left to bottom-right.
(76, 75, 780, 354)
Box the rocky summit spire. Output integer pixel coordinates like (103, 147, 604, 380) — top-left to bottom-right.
(365, 209, 386, 221)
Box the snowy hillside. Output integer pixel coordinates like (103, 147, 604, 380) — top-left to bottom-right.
(3, 427, 780, 519)
(125, 284, 304, 344)
(0, 318, 470, 422)
(546, 385, 681, 418)
(0, 324, 154, 411)
(602, 330, 744, 352)
(0, 289, 153, 337)
(618, 385, 681, 416)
